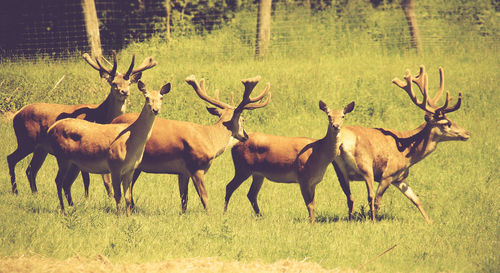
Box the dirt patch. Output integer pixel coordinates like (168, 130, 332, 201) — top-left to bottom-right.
(0, 255, 354, 273)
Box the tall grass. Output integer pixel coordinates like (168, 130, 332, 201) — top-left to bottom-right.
(0, 3, 498, 272)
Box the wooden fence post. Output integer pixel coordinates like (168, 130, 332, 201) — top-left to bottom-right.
(81, 0, 102, 58)
(255, 0, 272, 59)
(165, 0, 171, 43)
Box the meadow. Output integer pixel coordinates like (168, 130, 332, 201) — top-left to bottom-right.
(0, 3, 499, 272)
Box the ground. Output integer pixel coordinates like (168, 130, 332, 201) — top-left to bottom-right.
(0, 256, 354, 273)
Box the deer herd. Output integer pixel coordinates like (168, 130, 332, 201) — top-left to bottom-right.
(7, 51, 470, 223)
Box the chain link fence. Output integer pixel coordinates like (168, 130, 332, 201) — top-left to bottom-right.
(0, 0, 498, 60)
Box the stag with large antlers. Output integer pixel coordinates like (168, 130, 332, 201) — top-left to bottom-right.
(47, 81, 171, 215)
(104, 75, 270, 213)
(224, 100, 355, 223)
(332, 65, 470, 223)
(7, 51, 157, 196)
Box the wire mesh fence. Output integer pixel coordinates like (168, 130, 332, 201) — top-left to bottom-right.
(0, 0, 498, 61)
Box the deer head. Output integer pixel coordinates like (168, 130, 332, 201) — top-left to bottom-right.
(83, 50, 158, 102)
(186, 75, 271, 142)
(319, 100, 355, 132)
(393, 65, 470, 142)
(137, 81, 171, 116)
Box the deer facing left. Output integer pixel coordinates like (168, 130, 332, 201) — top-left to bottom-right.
(7, 51, 157, 196)
(46, 80, 171, 216)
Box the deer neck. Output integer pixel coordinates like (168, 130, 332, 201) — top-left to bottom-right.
(126, 103, 156, 152)
(322, 126, 341, 159)
(396, 123, 438, 165)
(205, 121, 236, 158)
(97, 91, 127, 123)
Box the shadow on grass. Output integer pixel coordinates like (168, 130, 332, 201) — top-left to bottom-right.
(292, 206, 398, 224)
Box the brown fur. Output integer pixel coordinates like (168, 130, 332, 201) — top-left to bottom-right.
(224, 101, 354, 223)
(6, 52, 156, 196)
(47, 81, 170, 216)
(332, 66, 470, 223)
(102, 76, 271, 213)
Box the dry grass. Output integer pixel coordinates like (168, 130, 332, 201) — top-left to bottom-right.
(0, 256, 353, 273)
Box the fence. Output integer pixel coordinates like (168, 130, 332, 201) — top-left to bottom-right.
(0, 0, 498, 60)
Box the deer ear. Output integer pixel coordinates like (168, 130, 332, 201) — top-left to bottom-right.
(160, 83, 171, 95)
(129, 72, 142, 83)
(344, 101, 355, 114)
(206, 107, 222, 117)
(137, 80, 146, 93)
(319, 100, 328, 112)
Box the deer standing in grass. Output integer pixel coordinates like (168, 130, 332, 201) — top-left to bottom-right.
(107, 75, 271, 213)
(7, 51, 157, 196)
(224, 100, 355, 223)
(46, 81, 170, 216)
(332, 65, 470, 223)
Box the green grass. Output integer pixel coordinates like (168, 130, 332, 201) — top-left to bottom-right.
(0, 4, 499, 272)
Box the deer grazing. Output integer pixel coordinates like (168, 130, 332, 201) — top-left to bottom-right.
(7, 51, 157, 196)
(107, 75, 271, 213)
(332, 65, 470, 223)
(224, 100, 355, 223)
(46, 81, 170, 216)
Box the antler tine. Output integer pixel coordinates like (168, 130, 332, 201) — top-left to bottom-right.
(185, 75, 232, 109)
(442, 92, 462, 114)
(412, 65, 427, 97)
(131, 56, 158, 75)
(242, 89, 271, 110)
(392, 68, 435, 114)
(428, 67, 445, 107)
(110, 50, 118, 76)
(240, 76, 268, 102)
(82, 53, 101, 71)
(236, 76, 271, 110)
(124, 54, 135, 80)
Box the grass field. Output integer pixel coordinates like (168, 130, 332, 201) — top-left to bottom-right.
(0, 3, 499, 272)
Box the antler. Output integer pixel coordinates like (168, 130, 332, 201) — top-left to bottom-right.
(392, 67, 434, 114)
(236, 76, 271, 111)
(185, 75, 233, 109)
(129, 56, 158, 77)
(83, 50, 117, 77)
(392, 65, 461, 116)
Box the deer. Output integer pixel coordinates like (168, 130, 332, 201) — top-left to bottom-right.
(7, 50, 157, 197)
(46, 80, 171, 216)
(224, 100, 355, 223)
(105, 75, 271, 213)
(331, 65, 470, 224)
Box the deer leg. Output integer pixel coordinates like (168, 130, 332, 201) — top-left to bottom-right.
(111, 172, 122, 217)
(25, 147, 48, 194)
(62, 164, 80, 207)
(299, 182, 317, 224)
(393, 180, 432, 224)
(54, 159, 71, 213)
(178, 174, 189, 213)
(7, 147, 32, 195)
(191, 170, 209, 213)
(247, 174, 265, 216)
(360, 172, 376, 223)
(121, 171, 134, 217)
(102, 174, 113, 198)
(332, 162, 354, 220)
(373, 177, 393, 217)
(224, 169, 251, 212)
(81, 171, 90, 198)
(129, 169, 142, 211)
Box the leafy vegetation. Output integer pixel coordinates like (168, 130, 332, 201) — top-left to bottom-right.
(0, 2, 498, 272)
